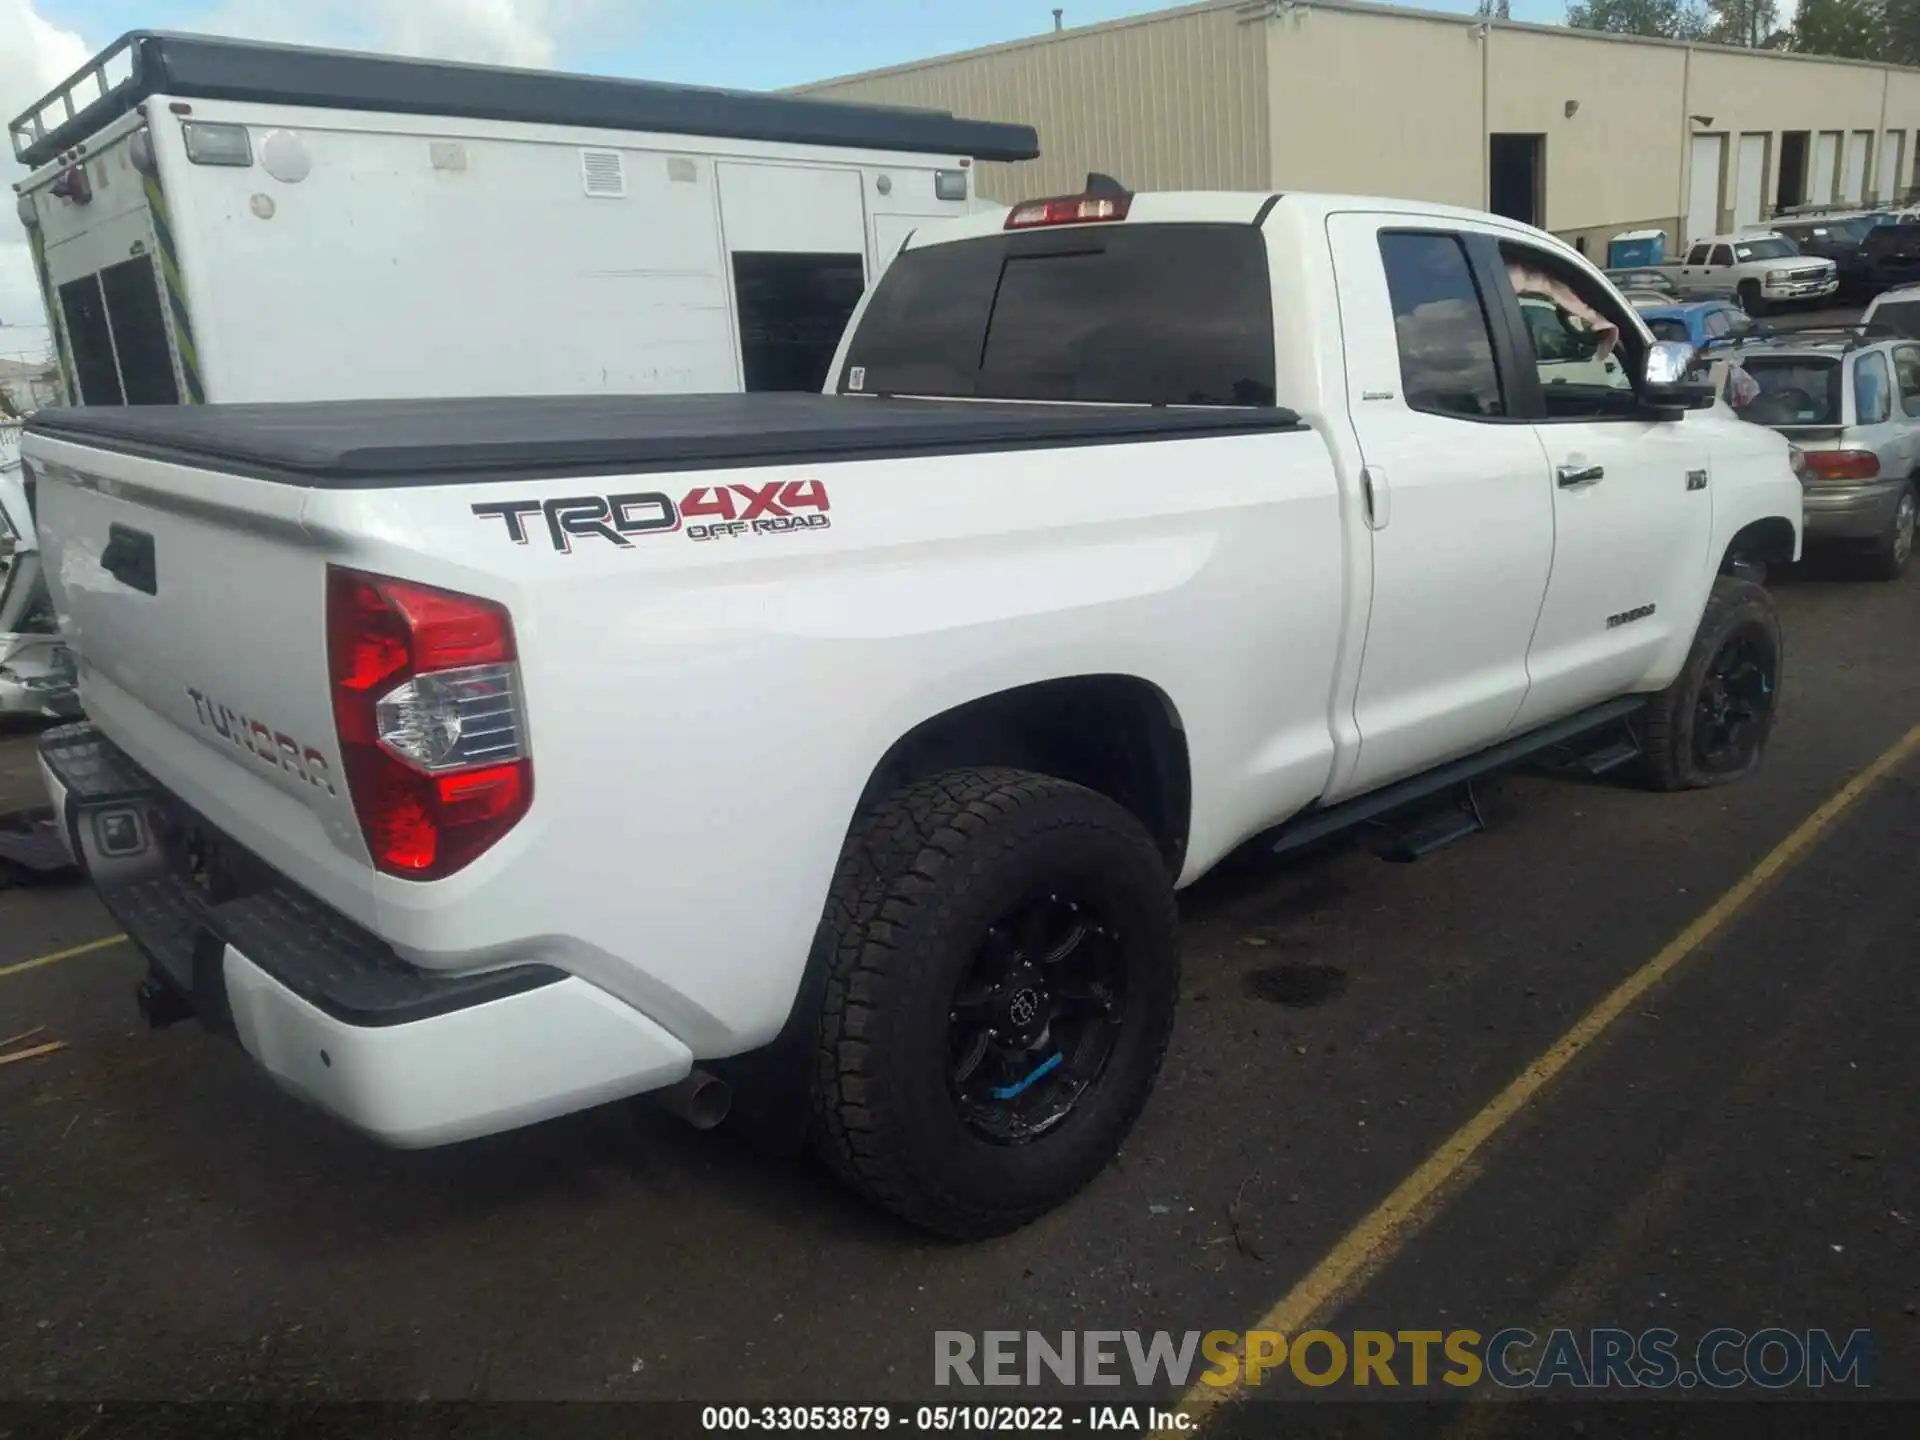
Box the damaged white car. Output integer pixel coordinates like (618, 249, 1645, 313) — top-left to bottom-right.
(0, 458, 78, 718)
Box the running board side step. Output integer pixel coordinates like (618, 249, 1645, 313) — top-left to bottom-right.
(1374, 781, 1487, 863)
(1530, 711, 1647, 778)
(1261, 696, 1650, 862)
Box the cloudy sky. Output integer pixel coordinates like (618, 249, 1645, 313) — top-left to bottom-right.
(0, 0, 1604, 363)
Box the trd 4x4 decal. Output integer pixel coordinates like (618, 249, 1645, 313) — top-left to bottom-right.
(473, 480, 831, 552)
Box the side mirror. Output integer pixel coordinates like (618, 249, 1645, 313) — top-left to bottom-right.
(1641, 340, 1717, 415)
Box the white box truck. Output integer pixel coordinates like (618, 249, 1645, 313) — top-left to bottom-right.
(9, 31, 1040, 409)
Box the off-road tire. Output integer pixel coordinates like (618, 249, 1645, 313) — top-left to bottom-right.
(1859, 481, 1915, 582)
(1641, 576, 1782, 792)
(810, 767, 1178, 1239)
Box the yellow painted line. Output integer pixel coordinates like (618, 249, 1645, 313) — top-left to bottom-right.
(1163, 720, 1920, 1434)
(0, 934, 128, 982)
(0, 1040, 66, 1068)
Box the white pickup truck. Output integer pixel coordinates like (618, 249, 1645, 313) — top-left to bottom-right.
(24, 184, 1803, 1238)
(1659, 232, 1839, 314)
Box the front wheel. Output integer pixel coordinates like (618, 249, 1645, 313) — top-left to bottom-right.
(1737, 280, 1766, 317)
(1641, 576, 1783, 791)
(810, 767, 1178, 1238)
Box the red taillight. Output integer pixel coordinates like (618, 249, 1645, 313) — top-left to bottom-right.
(1800, 449, 1880, 482)
(1005, 194, 1131, 229)
(326, 567, 531, 880)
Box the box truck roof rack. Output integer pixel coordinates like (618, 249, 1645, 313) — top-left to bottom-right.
(10, 31, 1042, 170)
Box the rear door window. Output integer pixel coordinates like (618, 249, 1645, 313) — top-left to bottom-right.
(1854, 351, 1892, 425)
(1892, 344, 1920, 416)
(840, 224, 1276, 406)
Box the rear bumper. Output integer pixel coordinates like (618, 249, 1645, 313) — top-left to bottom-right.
(38, 724, 694, 1147)
(1801, 479, 1911, 542)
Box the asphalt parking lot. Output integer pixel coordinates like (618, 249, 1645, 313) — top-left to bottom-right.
(2, 557, 1916, 1418)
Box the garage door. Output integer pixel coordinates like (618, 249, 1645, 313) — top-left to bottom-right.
(1734, 134, 1767, 231)
(1882, 131, 1906, 202)
(1812, 132, 1841, 206)
(1843, 132, 1872, 205)
(1687, 134, 1724, 246)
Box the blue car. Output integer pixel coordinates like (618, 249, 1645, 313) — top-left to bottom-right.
(1630, 298, 1765, 352)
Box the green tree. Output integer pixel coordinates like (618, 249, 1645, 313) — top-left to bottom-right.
(1565, 0, 1710, 37)
(1790, 0, 1887, 58)
(1706, 0, 1786, 45)
(1886, 0, 1920, 63)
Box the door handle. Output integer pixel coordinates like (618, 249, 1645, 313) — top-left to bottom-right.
(1361, 465, 1390, 529)
(1557, 463, 1605, 487)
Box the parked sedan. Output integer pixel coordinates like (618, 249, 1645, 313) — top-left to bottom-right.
(1631, 298, 1766, 352)
(1726, 328, 1920, 579)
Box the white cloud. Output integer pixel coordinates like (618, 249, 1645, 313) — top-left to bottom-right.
(1, 0, 89, 362)
(185, 0, 606, 69)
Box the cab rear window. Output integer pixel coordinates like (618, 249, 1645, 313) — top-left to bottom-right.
(840, 224, 1276, 407)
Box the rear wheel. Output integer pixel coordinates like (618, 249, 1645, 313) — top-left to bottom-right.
(1859, 483, 1915, 581)
(810, 767, 1178, 1238)
(1641, 576, 1783, 791)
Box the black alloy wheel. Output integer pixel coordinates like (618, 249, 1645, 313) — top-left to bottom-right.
(1691, 630, 1777, 775)
(947, 890, 1126, 1144)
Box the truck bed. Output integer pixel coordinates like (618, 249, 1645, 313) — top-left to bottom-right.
(24, 394, 1304, 486)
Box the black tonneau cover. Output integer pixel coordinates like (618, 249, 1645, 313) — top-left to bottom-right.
(12, 31, 1039, 170)
(25, 393, 1305, 487)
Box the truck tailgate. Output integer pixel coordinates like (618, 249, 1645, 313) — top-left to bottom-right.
(24, 436, 373, 897)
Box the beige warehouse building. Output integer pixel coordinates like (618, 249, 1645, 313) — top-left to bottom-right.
(797, 0, 1920, 259)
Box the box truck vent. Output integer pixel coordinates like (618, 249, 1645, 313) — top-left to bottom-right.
(580, 148, 626, 198)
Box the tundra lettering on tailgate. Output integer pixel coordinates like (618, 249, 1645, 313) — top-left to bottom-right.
(472, 480, 831, 552)
(186, 688, 337, 796)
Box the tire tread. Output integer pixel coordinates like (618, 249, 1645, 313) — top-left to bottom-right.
(810, 767, 1176, 1237)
